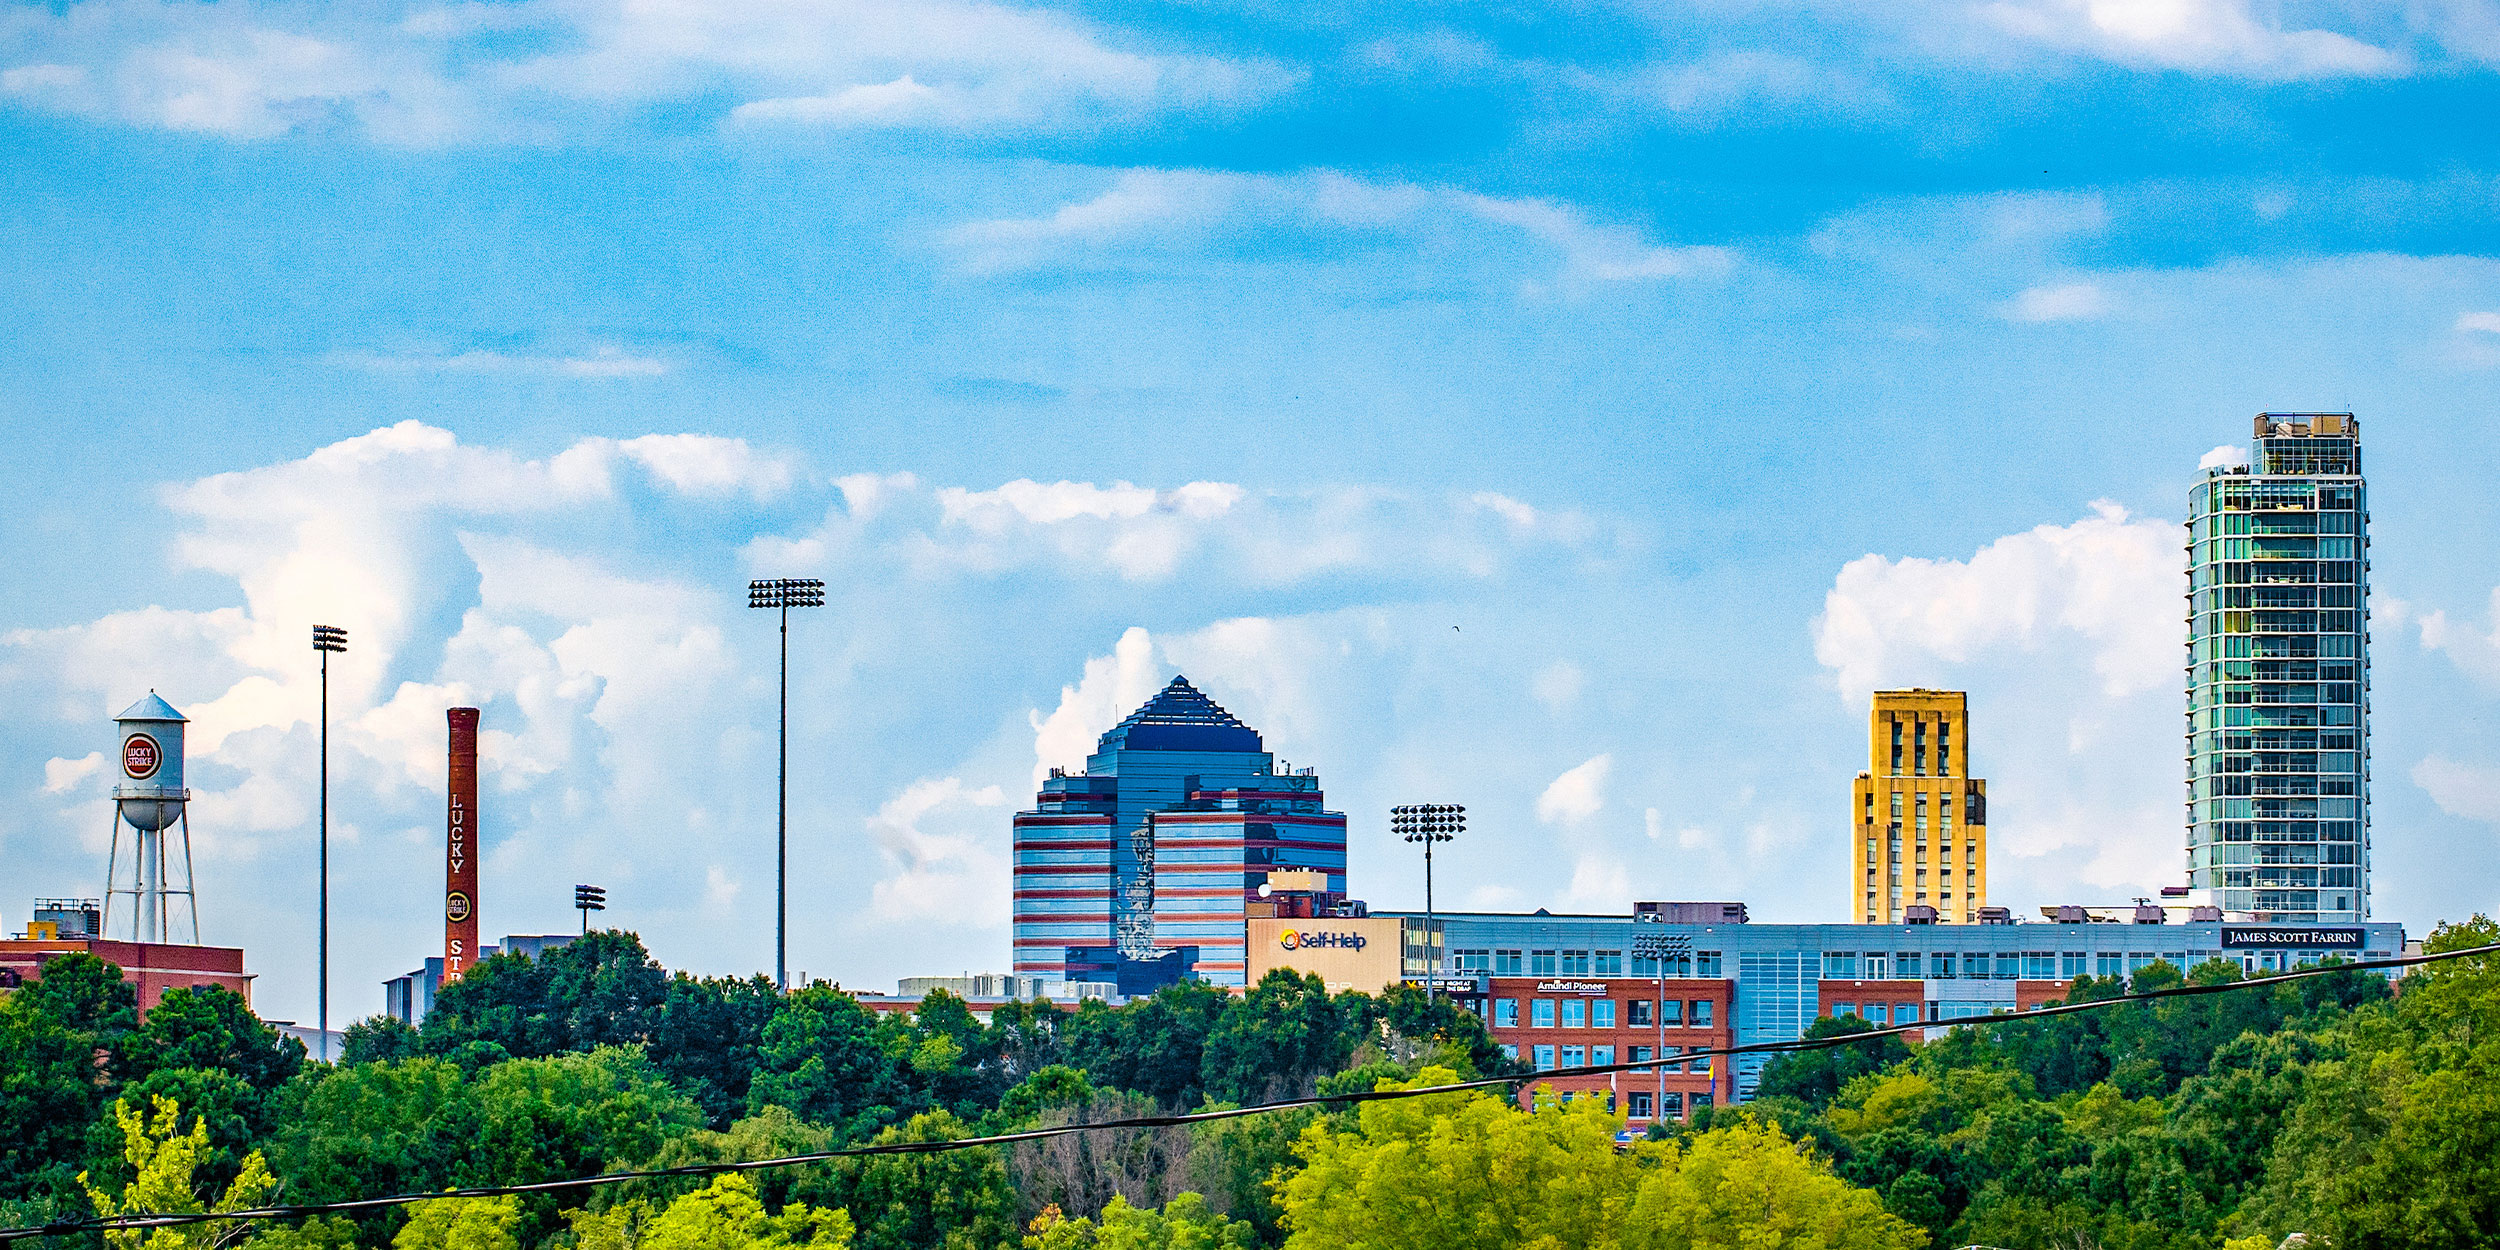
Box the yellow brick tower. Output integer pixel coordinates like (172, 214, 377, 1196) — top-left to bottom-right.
(1852, 690, 1988, 924)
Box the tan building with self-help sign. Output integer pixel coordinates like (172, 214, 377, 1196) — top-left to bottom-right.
(1246, 916, 1405, 993)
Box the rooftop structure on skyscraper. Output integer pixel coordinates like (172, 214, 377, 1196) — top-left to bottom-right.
(2185, 413, 2369, 923)
(1011, 675, 1350, 992)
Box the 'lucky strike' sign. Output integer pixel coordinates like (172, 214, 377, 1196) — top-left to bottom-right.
(122, 734, 162, 780)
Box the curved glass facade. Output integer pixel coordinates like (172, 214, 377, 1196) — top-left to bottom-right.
(2184, 414, 2368, 923)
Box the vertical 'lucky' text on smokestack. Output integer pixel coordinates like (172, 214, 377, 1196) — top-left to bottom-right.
(445, 707, 481, 981)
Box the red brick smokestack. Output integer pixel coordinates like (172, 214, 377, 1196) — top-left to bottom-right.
(445, 708, 480, 981)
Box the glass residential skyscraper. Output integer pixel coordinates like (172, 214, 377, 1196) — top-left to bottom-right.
(2186, 414, 2369, 923)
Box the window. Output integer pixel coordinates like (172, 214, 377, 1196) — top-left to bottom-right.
(1662, 1046, 1684, 1073)
(2097, 952, 2124, 978)
(1995, 953, 2021, 980)
(1692, 1052, 1711, 1073)
(1694, 1093, 1714, 1111)
(1560, 999, 1586, 1028)
(1628, 999, 1653, 1027)
(1900, 951, 1923, 978)
(1864, 952, 1890, 979)
(1696, 951, 1723, 977)
(1658, 998, 1683, 1025)
(1662, 1092, 1684, 1118)
(1630, 1045, 1653, 1065)
(1500, 1044, 1518, 1061)
(1494, 998, 1518, 1028)
(2061, 952, 2087, 979)
(1822, 951, 1859, 979)
(1561, 1045, 1586, 1068)
(1593, 999, 1617, 1028)
(1929, 952, 1955, 979)
(1495, 949, 1523, 976)
(1531, 950, 1558, 975)
(1594, 949, 1624, 976)
(1689, 1000, 1714, 1026)
(1531, 999, 1555, 1028)
(1833, 1001, 1858, 1020)
(1560, 950, 1590, 976)
(1533, 1045, 1556, 1071)
(1593, 1045, 1615, 1066)
(1962, 952, 1989, 979)
(1454, 948, 1491, 972)
(1628, 1091, 1654, 1118)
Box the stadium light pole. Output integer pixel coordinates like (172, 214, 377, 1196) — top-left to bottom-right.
(748, 578, 823, 993)
(311, 624, 348, 1062)
(575, 884, 606, 935)
(1632, 928, 1690, 1128)
(1392, 805, 1462, 996)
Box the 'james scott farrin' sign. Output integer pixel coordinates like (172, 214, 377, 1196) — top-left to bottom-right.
(2221, 926, 2363, 949)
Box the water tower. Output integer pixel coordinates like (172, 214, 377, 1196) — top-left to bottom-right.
(105, 692, 200, 944)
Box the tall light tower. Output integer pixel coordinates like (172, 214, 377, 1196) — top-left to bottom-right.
(1392, 804, 1463, 995)
(748, 578, 823, 992)
(1632, 928, 1691, 1127)
(312, 625, 347, 1061)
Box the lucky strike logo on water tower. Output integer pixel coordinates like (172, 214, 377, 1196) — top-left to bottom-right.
(122, 734, 162, 780)
(1277, 928, 1367, 951)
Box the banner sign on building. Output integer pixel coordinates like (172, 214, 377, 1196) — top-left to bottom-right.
(1277, 928, 1367, 951)
(2221, 926, 2362, 949)
(1535, 979, 1610, 996)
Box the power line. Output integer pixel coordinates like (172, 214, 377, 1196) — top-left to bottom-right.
(6, 941, 2490, 1244)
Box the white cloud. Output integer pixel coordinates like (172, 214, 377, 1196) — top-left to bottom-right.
(2419, 588, 2500, 688)
(2459, 311, 2500, 335)
(1029, 626, 1162, 785)
(613, 435, 795, 500)
(1814, 500, 2179, 703)
(1537, 754, 1612, 825)
(1977, 0, 2409, 79)
(1530, 660, 1584, 713)
(1562, 853, 1633, 912)
(2414, 756, 2500, 827)
(2198, 443, 2249, 469)
(43, 753, 104, 795)
(2004, 281, 2116, 322)
(944, 168, 1730, 290)
(864, 775, 1009, 923)
(0, 0, 1292, 142)
(335, 346, 675, 377)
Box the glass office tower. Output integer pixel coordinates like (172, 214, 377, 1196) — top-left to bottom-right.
(2185, 414, 2368, 923)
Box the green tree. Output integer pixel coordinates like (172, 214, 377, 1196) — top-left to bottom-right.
(1754, 1015, 1913, 1110)
(392, 1196, 521, 1250)
(612, 1174, 853, 1250)
(746, 987, 909, 1132)
(122, 986, 305, 1093)
(80, 1095, 279, 1250)
(2252, 917, 2500, 1249)
(648, 974, 781, 1128)
(1197, 973, 1353, 1106)
(815, 1111, 1017, 1250)
(1022, 1193, 1256, 1250)
(0, 957, 132, 1202)
(340, 1016, 422, 1067)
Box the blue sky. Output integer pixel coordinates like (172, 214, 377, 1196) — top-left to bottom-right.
(4, 0, 2499, 1025)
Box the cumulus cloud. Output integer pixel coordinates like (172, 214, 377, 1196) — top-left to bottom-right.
(2004, 281, 2116, 322)
(2456, 311, 2500, 335)
(943, 168, 1730, 290)
(865, 776, 1009, 923)
(43, 753, 104, 795)
(1531, 660, 1585, 713)
(2418, 588, 2500, 688)
(0, 0, 1292, 142)
(2199, 444, 2249, 470)
(2414, 755, 2500, 828)
(1537, 754, 1612, 825)
(1814, 500, 2179, 702)
(333, 346, 674, 377)
(1029, 627, 1163, 785)
(1977, 0, 2409, 79)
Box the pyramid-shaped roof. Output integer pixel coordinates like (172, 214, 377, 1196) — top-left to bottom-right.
(1096, 675, 1264, 754)
(114, 691, 187, 723)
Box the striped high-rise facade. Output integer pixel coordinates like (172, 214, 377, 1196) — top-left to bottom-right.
(1011, 676, 1347, 989)
(2185, 413, 2370, 923)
